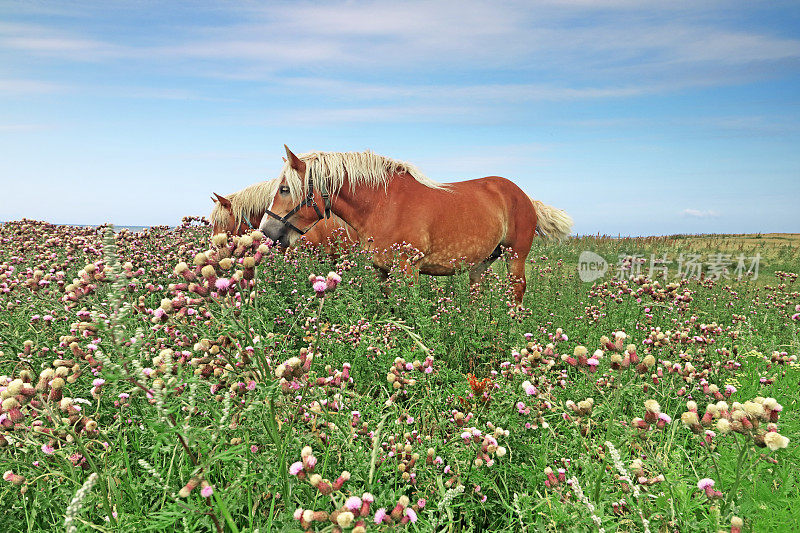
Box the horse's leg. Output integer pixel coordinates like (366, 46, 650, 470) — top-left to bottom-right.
(468, 245, 502, 293)
(505, 216, 535, 305)
(399, 260, 421, 285)
(507, 252, 528, 305)
(376, 268, 391, 297)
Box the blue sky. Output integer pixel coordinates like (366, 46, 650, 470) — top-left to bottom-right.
(1, 0, 799, 235)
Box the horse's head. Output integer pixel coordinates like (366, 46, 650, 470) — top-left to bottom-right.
(211, 192, 256, 237)
(210, 192, 236, 236)
(259, 145, 328, 248)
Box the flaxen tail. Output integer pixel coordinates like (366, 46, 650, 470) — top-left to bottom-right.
(529, 196, 573, 242)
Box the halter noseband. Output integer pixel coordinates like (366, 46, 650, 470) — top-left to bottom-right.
(263, 174, 332, 236)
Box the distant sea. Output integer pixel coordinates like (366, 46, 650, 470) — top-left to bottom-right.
(68, 224, 167, 233)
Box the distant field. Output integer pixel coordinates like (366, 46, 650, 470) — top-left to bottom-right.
(1, 219, 798, 532)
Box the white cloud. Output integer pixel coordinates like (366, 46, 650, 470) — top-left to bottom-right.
(2, 2, 798, 90)
(0, 123, 53, 132)
(0, 78, 66, 94)
(682, 208, 721, 218)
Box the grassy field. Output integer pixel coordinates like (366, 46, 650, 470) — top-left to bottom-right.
(1, 218, 798, 532)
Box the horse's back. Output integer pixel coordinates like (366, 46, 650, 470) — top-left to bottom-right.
(421, 175, 536, 227)
(371, 174, 536, 271)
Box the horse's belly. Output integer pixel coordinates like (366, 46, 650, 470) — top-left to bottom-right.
(418, 241, 500, 274)
(418, 263, 458, 276)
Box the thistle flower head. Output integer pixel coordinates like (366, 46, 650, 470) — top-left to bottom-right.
(644, 399, 660, 414)
(345, 496, 362, 512)
(201, 265, 216, 279)
(337, 511, 355, 528)
(697, 478, 715, 489)
(312, 280, 327, 294)
(211, 233, 228, 247)
(764, 432, 790, 451)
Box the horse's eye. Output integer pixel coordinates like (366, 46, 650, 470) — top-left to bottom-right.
(279, 186, 290, 194)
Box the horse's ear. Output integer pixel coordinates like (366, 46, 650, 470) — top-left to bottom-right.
(284, 145, 303, 172)
(213, 192, 232, 210)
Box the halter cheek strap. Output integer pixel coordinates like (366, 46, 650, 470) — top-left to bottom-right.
(263, 175, 332, 236)
(240, 211, 257, 231)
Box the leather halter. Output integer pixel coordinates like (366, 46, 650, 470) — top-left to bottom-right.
(263, 174, 332, 236)
(240, 210, 257, 231)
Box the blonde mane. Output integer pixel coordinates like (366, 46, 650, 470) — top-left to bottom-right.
(280, 150, 448, 202)
(210, 179, 280, 230)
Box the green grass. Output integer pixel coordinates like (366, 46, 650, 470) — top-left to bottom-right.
(0, 218, 798, 532)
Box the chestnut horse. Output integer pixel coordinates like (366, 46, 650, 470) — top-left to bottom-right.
(260, 147, 572, 304)
(210, 179, 356, 252)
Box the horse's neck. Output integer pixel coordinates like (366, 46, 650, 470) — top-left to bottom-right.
(328, 175, 397, 238)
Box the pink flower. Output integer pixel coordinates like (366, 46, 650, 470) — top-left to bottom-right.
(345, 496, 362, 512)
(92, 378, 105, 387)
(325, 271, 341, 289)
(215, 278, 231, 291)
(312, 280, 327, 294)
(697, 478, 715, 490)
(404, 507, 418, 523)
(41, 444, 54, 454)
(201, 485, 214, 498)
(289, 461, 304, 475)
(522, 380, 537, 396)
(374, 508, 387, 524)
(250, 445, 258, 453)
